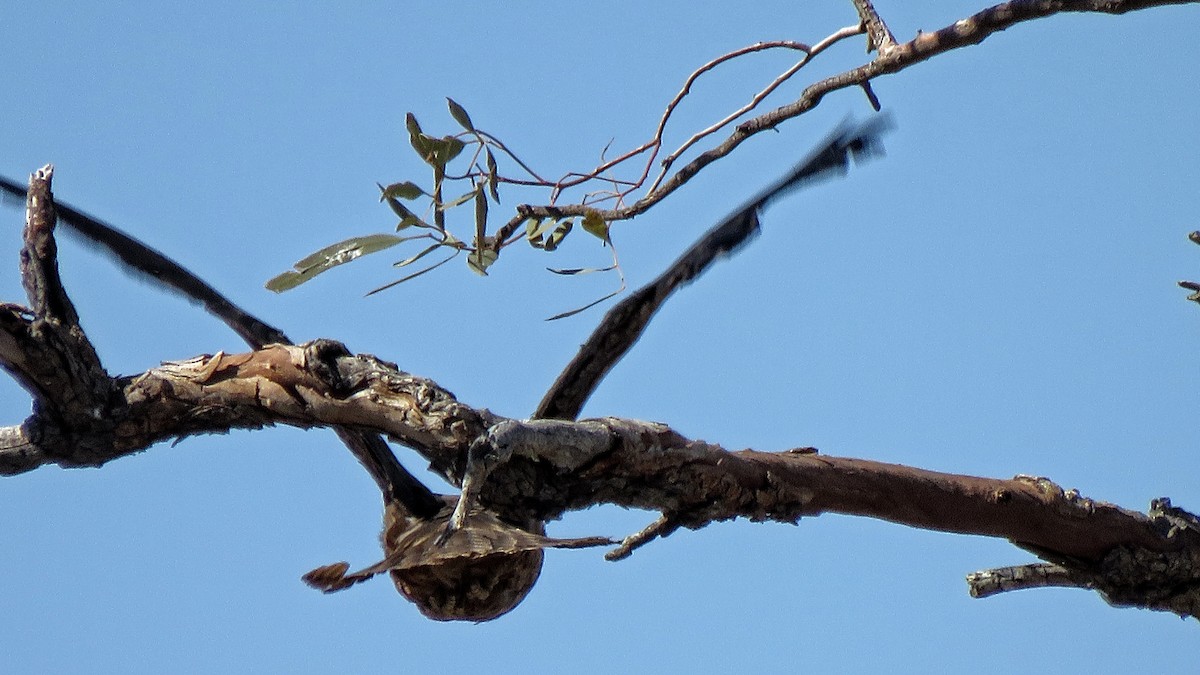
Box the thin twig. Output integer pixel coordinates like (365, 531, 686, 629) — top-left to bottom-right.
(496, 0, 1192, 248)
(647, 24, 864, 195)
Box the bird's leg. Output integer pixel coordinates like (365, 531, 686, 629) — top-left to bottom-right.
(439, 418, 617, 544)
(439, 432, 511, 543)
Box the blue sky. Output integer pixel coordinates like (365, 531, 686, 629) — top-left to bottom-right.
(1, 2, 1197, 672)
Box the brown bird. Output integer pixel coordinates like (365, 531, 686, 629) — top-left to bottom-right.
(303, 495, 613, 622)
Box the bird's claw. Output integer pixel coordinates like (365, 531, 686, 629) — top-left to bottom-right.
(435, 496, 471, 546)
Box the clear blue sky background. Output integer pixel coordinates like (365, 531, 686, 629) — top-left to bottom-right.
(2, 2, 1197, 672)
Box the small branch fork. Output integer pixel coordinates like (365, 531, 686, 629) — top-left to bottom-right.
(1, 168, 1197, 618)
(490, 0, 1193, 247)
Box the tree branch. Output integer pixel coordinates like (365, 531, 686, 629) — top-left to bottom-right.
(2, 328, 1195, 615)
(494, 0, 1194, 244)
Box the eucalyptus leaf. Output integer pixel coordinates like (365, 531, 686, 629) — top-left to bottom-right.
(485, 148, 500, 203)
(437, 184, 481, 210)
(466, 247, 498, 276)
(545, 287, 625, 321)
(474, 186, 488, 242)
(383, 196, 425, 229)
(405, 112, 423, 138)
(379, 181, 425, 200)
(266, 233, 406, 292)
(366, 251, 458, 296)
(435, 135, 466, 165)
(543, 219, 573, 252)
(582, 209, 609, 241)
(446, 97, 474, 131)
(393, 243, 443, 269)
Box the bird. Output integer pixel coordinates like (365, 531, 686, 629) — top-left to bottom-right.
(302, 495, 613, 622)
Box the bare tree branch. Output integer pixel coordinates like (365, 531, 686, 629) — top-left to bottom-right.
(494, 0, 1194, 245)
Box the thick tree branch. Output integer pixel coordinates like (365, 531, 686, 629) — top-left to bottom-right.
(2, 331, 1195, 615)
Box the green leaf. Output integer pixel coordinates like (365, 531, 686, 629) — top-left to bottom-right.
(485, 149, 500, 203)
(582, 209, 609, 241)
(393, 243, 442, 269)
(437, 185, 481, 211)
(525, 217, 557, 249)
(383, 196, 425, 229)
(474, 185, 488, 243)
(410, 135, 435, 164)
(435, 135, 466, 165)
(412, 134, 466, 168)
(543, 219, 573, 252)
(265, 233, 406, 292)
(405, 112, 423, 138)
(406, 114, 440, 163)
(379, 181, 425, 200)
(366, 251, 458, 296)
(545, 287, 624, 321)
(446, 97, 474, 131)
(466, 247, 498, 275)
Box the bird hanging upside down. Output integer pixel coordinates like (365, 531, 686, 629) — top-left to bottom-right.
(302, 496, 614, 622)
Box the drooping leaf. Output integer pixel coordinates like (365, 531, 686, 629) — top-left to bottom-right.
(474, 185, 488, 244)
(393, 243, 443, 269)
(437, 185, 481, 210)
(383, 196, 425, 229)
(411, 134, 466, 168)
(446, 97, 474, 132)
(366, 251, 458, 296)
(434, 135, 466, 165)
(406, 113, 440, 163)
(582, 209, 609, 241)
(405, 112, 423, 138)
(485, 148, 500, 203)
(466, 247, 498, 276)
(266, 233, 406, 292)
(379, 181, 425, 201)
(545, 286, 625, 321)
(543, 219, 573, 252)
(525, 217, 551, 248)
